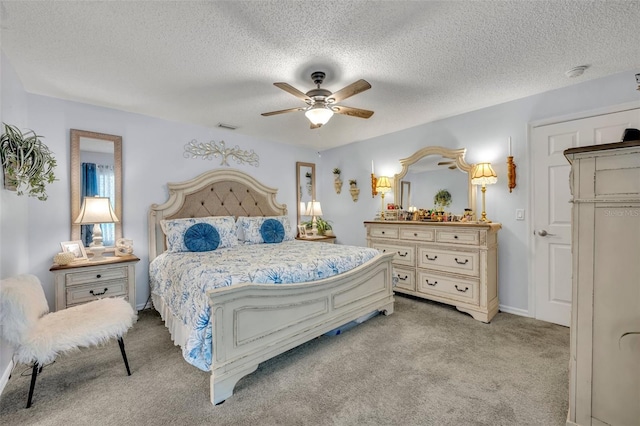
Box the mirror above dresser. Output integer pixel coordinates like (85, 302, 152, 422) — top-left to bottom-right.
(393, 146, 475, 216)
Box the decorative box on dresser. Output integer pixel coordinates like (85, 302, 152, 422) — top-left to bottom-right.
(364, 221, 500, 322)
(564, 140, 640, 426)
(50, 254, 139, 312)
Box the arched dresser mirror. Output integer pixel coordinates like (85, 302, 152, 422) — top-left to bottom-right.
(295, 162, 315, 225)
(393, 146, 475, 215)
(70, 129, 123, 247)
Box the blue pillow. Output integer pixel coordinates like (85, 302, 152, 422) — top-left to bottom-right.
(184, 223, 220, 252)
(260, 219, 285, 244)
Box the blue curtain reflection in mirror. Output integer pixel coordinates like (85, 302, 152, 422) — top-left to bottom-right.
(81, 162, 116, 246)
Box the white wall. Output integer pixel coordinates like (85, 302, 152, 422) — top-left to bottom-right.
(318, 68, 640, 315)
(0, 52, 30, 395)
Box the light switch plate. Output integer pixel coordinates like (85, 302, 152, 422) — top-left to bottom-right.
(516, 209, 525, 220)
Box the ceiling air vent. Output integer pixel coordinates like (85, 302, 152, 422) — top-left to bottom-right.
(217, 123, 238, 130)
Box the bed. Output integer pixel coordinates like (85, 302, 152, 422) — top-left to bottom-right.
(148, 169, 395, 405)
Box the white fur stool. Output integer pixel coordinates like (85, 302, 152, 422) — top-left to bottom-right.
(0, 274, 137, 408)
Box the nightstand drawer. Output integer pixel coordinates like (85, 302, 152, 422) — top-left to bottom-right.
(65, 266, 128, 286)
(66, 280, 127, 306)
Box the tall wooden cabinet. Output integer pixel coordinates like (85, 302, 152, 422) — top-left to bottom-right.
(564, 140, 640, 426)
(364, 221, 500, 322)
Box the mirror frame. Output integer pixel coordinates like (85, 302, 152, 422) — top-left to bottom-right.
(295, 161, 316, 225)
(393, 146, 475, 212)
(70, 129, 123, 246)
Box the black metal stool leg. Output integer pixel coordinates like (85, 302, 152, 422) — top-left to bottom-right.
(26, 362, 39, 409)
(117, 337, 131, 376)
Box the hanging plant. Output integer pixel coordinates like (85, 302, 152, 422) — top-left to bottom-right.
(1, 123, 57, 201)
(434, 189, 452, 208)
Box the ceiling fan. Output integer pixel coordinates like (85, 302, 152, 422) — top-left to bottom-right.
(261, 71, 374, 128)
(438, 161, 457, 170)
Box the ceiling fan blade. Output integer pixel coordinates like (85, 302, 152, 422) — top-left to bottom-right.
(327, 79, 371, 103)
(332, 105, 374, 119)
(261, 107, 305, 117)
(310, 123, 322, 129)
(438, 161, 455, 165)
(273, 82, 311, 102)
(448, 165, 457, 170)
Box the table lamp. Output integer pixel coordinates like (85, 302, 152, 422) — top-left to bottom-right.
(74, 196, 119, 261)
(375, 176, 392, 219)
(471, 163, 497, 222)
(305, 200, 323, 235)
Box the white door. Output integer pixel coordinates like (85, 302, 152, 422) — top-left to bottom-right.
(532, 108, 640, 326)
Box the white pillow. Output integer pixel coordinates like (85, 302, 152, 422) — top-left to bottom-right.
(161, 216, 238, 252)
(236, 216, 294, 244)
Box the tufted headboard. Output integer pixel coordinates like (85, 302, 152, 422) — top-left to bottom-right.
(148, 169, 287, 260)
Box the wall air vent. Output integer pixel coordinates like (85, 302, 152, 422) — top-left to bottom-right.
(217, 123, 238, 130)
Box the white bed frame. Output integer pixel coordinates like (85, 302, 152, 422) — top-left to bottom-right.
(148, 169, 395, 405)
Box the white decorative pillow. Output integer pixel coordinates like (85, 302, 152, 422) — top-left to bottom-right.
(161, 216, 238, 253)
(237, 216, 294, 244)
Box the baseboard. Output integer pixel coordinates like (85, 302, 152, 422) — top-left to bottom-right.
(0, 359, 14, 397)
(498, 304, 531, 318)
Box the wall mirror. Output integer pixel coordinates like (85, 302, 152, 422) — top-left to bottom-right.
(70, 129, 122, 247)
(296, 161, 316, 225)
(393, 146, 475, 214)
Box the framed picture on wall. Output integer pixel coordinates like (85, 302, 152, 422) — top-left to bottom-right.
(60, 240, 88, 260)
(297, 225, 307, 238)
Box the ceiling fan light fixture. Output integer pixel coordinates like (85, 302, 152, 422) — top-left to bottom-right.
(305, 104, 334, 125)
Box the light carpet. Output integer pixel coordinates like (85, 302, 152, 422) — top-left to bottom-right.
(0, 295, 569, 425)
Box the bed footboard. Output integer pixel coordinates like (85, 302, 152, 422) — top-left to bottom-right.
(208, 252, 395, 405)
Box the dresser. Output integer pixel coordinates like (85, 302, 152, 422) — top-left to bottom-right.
(364, 221, 500, 322)
(564, 140, 640, 426)
(50, 254, 139, 312)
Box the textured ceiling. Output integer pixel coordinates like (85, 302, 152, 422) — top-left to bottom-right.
(1, 1, 639, 150)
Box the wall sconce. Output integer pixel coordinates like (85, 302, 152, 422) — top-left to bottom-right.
(507, 137, 516, 193)
(471, 163, 497, 223)
(375, 176, 392, 219)
(371, 161, 377, 197)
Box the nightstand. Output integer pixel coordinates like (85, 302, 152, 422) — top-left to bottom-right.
(295, 235, 336, 244)
(50, 254, 139, 312)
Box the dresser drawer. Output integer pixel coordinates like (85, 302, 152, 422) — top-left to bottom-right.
(369, 226, 399, 239)
(372, 243, 415, 267)
(393, 266, 415, 292)
(66, 279, 128, 306)
(400, 227, 435, 242)
(417, 271, 479, 305)
(436, 230, 479, 245)
(417, 246, 479, 276)
(65, 266, 128, 286)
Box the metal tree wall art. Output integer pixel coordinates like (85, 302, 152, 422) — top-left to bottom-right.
(184, 139, 259, 167)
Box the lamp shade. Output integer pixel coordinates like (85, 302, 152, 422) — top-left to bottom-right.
(305, 200, 323, 216)
(305, 105, 334, 125)
(375, 176, 392, 194)
(300, 201, 307, 215)
(74, 196, 119, 224)
(471, 163, 498, 186)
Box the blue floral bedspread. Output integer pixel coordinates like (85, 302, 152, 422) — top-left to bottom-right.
(149, 240, 379, 371)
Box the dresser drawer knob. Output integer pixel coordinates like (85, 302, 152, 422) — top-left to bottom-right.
(425, 279, 437, 286)
(425, 254, 437, 261)
(454, 258, 469, 265)
(414, 233, 418, 237)
(397, 275, 408, 281)
(96, 274, 102, 279)
(381, 231, 385, 234)
(454, 285, 469, 293)
(397, 251, 408, 257)
(90, 288, 108, 296)
(454, 235, 458, 239)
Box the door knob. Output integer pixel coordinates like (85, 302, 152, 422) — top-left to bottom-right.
(537, 229, 556, 237)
